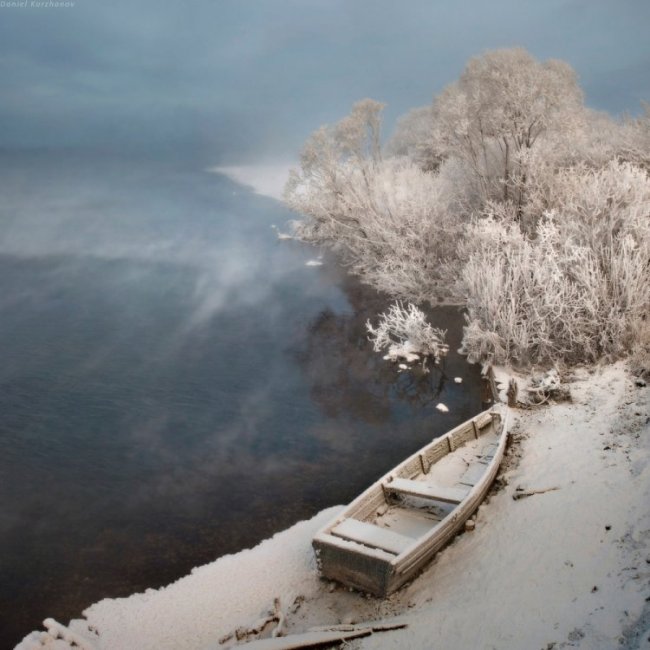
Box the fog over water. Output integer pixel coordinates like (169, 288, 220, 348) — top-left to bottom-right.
(0, 1, 648, 646)
(1, 0, 648, 157)
(0, 150, 484, 645)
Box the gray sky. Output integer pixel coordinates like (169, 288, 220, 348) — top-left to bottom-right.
(0, 0, 648, 161)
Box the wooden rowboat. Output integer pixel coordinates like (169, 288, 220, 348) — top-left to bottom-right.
(312, 407, 508, 597)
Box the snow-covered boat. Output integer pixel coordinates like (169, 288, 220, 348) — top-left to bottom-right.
(312, 407, 508, 597)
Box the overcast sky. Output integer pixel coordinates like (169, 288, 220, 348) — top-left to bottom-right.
(0, 0, 648, 161)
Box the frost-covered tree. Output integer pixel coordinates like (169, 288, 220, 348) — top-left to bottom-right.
(286, 102, 465, 301)
(285, 47, 650, 370)
(386, 106, 442, 172)
(284, 98, 384, 248)
(284, 98, 384, 213)
(432, 48, 584, 217)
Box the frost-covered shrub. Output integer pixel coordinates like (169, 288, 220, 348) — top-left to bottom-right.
(619, 102, 650, 172)
(367, 302, 449, 365)
(461, 218, 603, 364)
(289, 154, 464, 302)
(526, 369, 572, 404)
(520, 114, 630, 232)
(460, 162, 650, 365)
(539, 162, 650, 349)
(629, 319, 650, 379)
(531, 160, 650, 243)
(286, 51, 650, 370)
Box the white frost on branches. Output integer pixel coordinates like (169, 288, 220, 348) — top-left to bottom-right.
(285, 47, 650, 369)
(460, 161, 650, 365)
(366, 302, 449, 368)
(284, 100, 464, 302)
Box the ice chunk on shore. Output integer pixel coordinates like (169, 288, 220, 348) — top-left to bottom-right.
(383, 340, 420, 364)
(271, 225, 294, 240)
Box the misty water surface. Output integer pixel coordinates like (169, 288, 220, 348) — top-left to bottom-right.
(0, 151, 483, 646)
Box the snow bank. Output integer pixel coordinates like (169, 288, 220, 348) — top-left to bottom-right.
(356, 362, 650, 649)
(209, 164, 294, 201)
(16, 508, 341, 650)
(18, 364, 650, 650)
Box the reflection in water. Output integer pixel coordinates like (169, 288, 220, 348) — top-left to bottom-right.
(294, 273, 460, 419)
(298, 306, 448, 416)
(289, 270, 484, 502)
(0, 152, 482, 646)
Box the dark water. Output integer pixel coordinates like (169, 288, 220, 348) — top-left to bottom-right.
(0, 151, 483, 646)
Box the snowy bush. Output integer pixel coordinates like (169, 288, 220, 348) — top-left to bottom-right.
(526, 369, 572, 404)
(288, 140, 464, 302)
(629, 319, 650, 379)
(286, 48, 650, 369)
(459, 217, 599, 364)
(460, 162, 650, 365)
(619, 102, 650, 172)
(366, 302, 449, 366)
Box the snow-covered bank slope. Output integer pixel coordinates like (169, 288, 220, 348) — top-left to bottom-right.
(16, 508, 342, 650)
(354, 362, 650, 649)
(17, 364, 650, 649)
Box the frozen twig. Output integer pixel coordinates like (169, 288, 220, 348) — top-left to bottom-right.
(37, 618, 98, 650)
(271, 598, 285, 638)
(513, 486, 560, 500)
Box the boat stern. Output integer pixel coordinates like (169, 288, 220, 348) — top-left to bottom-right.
(312, 533, 396, 597)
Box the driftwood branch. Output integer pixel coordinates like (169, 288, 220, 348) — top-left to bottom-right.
(271, 598, 285, 638)
(42, 618, 98, 650)
(512, 486, 560, 501)
(234, 620, 407, 649)
(308, 620, 408, 634)
(220, 598, 287, 646)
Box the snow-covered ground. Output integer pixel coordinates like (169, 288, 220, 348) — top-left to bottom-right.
(208, 164, 294, 201)
(17, 363, 650, 649)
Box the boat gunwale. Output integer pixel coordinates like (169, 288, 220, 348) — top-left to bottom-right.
(313, 407, 509, 566)
(393, 408, 509, 572)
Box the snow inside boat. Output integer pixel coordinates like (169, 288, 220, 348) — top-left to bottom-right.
(312, 407, 508, 596)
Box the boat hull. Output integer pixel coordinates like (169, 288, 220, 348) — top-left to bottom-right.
(313, 408, 508, 597)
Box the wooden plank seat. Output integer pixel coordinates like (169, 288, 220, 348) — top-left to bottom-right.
(479, 442, 499, 461)
(384, 478, 469, 504)
(459, 463, 488, 487)
(474, 412, 493, 430)
(331, 519, 415, 555)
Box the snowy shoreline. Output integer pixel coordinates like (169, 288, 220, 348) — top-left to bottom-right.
(207, 163, 294, 202)
(15, 163, 650, 649)
(17, 362, 650, 649)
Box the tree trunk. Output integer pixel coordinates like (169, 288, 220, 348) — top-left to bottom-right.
(516, 169, 526, 227)
(503, 138, 510, 202)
